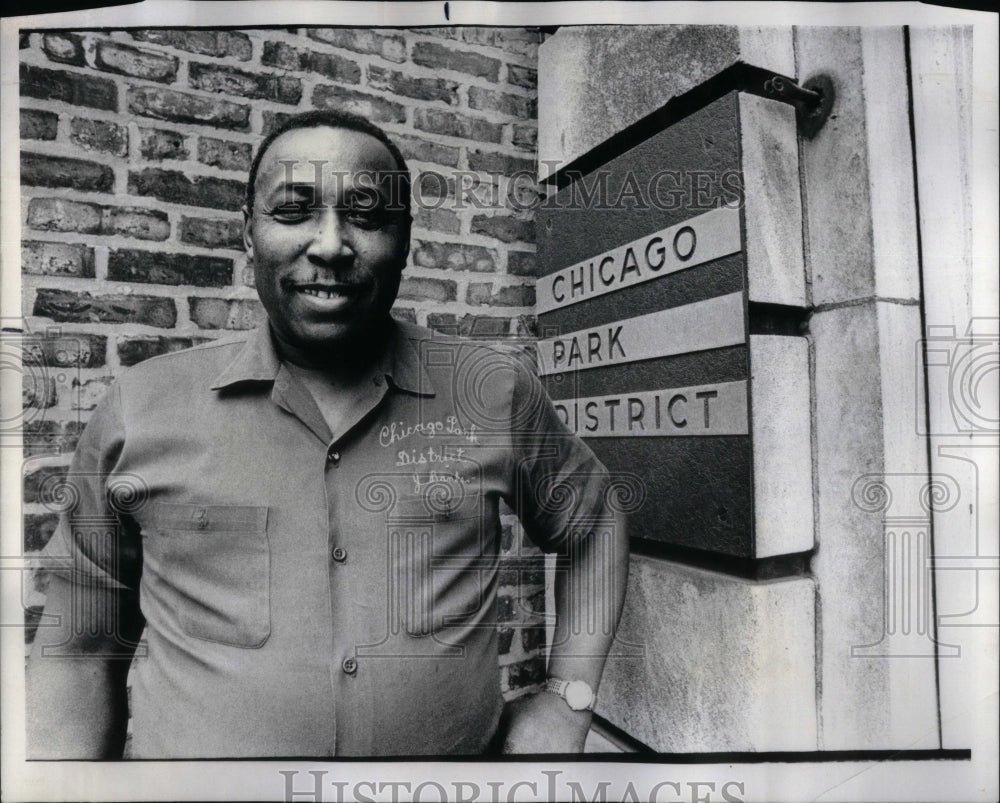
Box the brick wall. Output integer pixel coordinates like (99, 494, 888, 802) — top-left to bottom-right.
(19, 26, 544, 698)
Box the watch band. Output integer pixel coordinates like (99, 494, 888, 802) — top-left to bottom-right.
(545, 676, 595, 711)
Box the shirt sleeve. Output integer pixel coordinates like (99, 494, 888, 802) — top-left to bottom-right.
(41, 382, 142, 592)
(505, 349, 612, 554)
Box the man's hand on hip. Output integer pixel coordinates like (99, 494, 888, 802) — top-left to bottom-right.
(499, 690, 592, 754)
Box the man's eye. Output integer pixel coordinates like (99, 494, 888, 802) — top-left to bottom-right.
(345, 207, 390, 229)
(266, 204, 313, 222)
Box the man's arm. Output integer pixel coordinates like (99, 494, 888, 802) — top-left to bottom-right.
(500, 507, 628, 753)
(26, 573, 142, 759)
(25, 382, 142, 759)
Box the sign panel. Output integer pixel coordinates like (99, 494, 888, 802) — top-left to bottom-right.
(537, 91, 756, 557)
(537, 292, 745, 376)
(553, 380, 748, 437)
(536, 206, 742, 314)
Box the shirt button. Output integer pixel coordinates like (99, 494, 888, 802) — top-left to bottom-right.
(327, 450, 340, 464)
(342, 657, 357, 675)
(332, 546, 347, 563)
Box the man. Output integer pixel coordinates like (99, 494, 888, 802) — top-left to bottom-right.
(27, 110, 628, 758)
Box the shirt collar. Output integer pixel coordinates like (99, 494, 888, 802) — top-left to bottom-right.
(209, 319, 436, 396)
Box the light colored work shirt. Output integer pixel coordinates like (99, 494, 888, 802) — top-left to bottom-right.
(45, 319, 611, 757)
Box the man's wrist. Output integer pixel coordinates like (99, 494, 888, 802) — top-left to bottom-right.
(544, 676, 596, 712)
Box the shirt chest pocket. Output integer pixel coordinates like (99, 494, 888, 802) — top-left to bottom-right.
(390, 490, 496, 637)
(149, 503, 270, 648)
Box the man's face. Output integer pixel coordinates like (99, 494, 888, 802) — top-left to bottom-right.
(244, 125, 410, 359)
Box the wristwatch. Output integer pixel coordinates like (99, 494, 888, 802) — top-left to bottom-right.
(545, 677, 595, 711)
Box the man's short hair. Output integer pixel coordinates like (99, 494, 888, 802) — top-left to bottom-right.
(245, 109, 412, 217)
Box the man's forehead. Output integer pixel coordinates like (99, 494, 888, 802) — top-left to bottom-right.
(257, 125, 399, 185)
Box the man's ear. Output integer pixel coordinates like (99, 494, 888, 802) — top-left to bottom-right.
(242, 205, 254, 259)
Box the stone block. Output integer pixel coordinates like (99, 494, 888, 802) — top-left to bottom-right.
(537, 26, 795, 180)
(749, 335, 814, 557)
(739, 94, 805, 306)
(596, 554, 817, 751)
(810, 300, 938, 748)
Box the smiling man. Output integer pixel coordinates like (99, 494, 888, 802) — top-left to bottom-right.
(27, 110, 628, 758)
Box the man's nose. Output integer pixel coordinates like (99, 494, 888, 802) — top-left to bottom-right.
(306, 207, 351, 263)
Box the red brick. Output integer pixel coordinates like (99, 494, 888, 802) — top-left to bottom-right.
(108, 249, 233, 288)
(70, 118, 128, 157)
(526, 588, 546, 613)
(390, 307, 417, 324)
(507, 64, 537, 90)
(27, 332, 108, 368)
(95, 41, 178, 83)
(311, 85, 405, 124)
(468, 86, 535, 118)
(413, 108, 502, 143)
(188, 297, 264, 330)
(127, 86, 250, 130)
(367, 65, 458, 104)
(262, 110, 293, 137)
(471, 214, 534, 244)
(20, 64, 117, 112)
(128, 168, 244, 211)
(307, 28, 406, 63)
(189, 62, 303, 105)
(21, 109, 58, 141)
(512, 314, 538, 338)
(397, 276, 457, 303)
(139, 127, 189, 160)
(71, 375, 115, 411)
(23, 374, 57, 409)
(506, 657, 545, 690)
(261, 41, 361, 85)
(24, 513, 59, 553)
(507, 251, 536, 277)
(117, 336, 207, 367)
(412, 207, 461, 235)
(393, 134, 460, 168)
(497, 594, 516, 623)
(412, 240, 497, 272)
(22, 153, 114, 193)
(427, 313, 511, 338)
(24, 465, 68, 505)
(27, 198, 102, 234)
(107, 207, 171, 241)
(197, 137, 252, 171)
(413, 172, 456, 201)
(180, 216, 243, 249)
(23, 420, 85, 457)
(421, 28, 460, 41)
(42, 32, 85, 66)
(512, 123, 537, 151)
(411, 42, 501, 82)
(22, 241, 95, 278)
(467, 282, 535, 307)
(465, 28, 539, 58)
(129, 29, 252, 61)
(33, 288, 177, 328)
(468, 150, 534, 178)
(501, 523, 515, 551)
(521, 624, 545, 653)
(499, 559, 545, 586)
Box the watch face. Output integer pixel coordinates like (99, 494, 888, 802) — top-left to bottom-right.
(565, 680, 594, 710)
